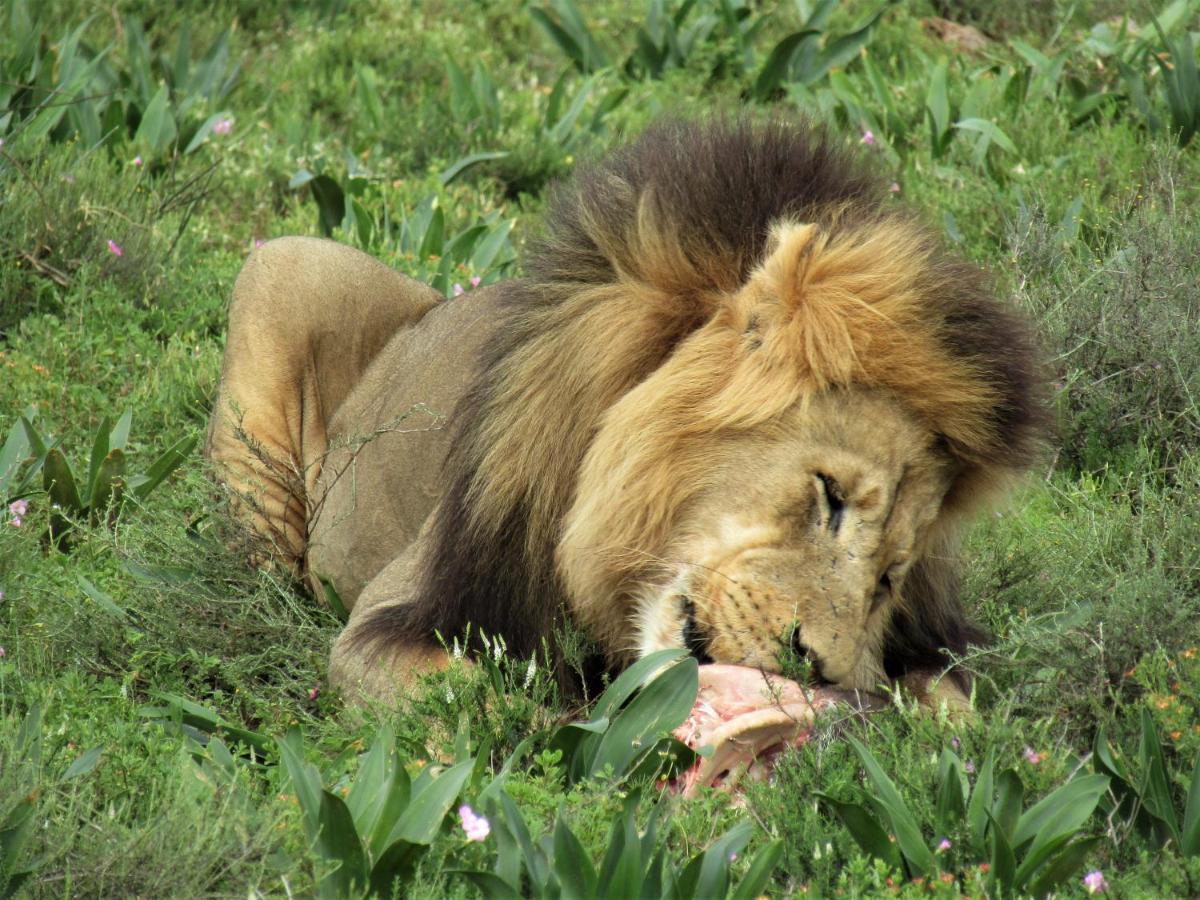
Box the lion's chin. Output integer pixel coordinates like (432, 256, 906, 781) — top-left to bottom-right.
(670, 664, 884, 797)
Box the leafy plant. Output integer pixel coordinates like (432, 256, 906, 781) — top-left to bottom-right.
(1091, 709, 1200, 855)
(277, 725, 476, 898)
(820, 739, 1109, 898)
(27, 410, 195, 548)
(0, 706, 45, 900)
(456, 790, 782, 899)
(0, 409, 46, 505)
(752, 0, 885, 101)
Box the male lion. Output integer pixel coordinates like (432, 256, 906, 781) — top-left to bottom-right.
(207, 119, 1043, 713)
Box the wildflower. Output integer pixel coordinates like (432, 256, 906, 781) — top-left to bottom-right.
(308, 687, 319, 701)
(254, 238, 264, 249)
(0, 589, 5, 603)
(0, 646, 5, 658)
(728, 851, 738, 862)
(107, 239, 123, 257)
(9, 499, 28, 527)
(458, 804, 490, 841)
(213, 117, 233, 135)
(133, 155, 143, 167)
(936, 838, 951, 852)
(861, 129, 876, 146)
(1083, 870, 1108, 894)
(453, 283, 465, 297)
(522, 656, 537, 690)
(964, 759, 976, 774)
(951, 736, 960, 750)
(1023, 746, 1042, 765)
(889, 182, 901, 194)
(470, 275, 481, 288)
(939, 872, 955, 884)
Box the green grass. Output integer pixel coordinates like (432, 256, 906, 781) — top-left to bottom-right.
(3, 0, 1200, 896)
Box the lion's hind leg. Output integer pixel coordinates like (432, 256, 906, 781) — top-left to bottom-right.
(206, 236, 441, 571)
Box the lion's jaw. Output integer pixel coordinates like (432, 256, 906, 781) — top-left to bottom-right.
(563, 390, 956, 692)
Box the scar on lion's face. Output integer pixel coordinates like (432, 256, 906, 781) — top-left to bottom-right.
(566, 389, 956, 693)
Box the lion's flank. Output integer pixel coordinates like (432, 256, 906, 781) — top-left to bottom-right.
(354, 117, 1045, 679)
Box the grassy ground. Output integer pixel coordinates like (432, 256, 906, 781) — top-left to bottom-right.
(2, 0, 1199, 896)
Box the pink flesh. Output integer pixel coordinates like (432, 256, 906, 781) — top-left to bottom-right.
(671, 664, 881, 796)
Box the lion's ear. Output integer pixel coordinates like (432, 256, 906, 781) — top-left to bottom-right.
(757, 221, 825, 308)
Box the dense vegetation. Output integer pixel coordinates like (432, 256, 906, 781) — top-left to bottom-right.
(2, 0, 1199, 896)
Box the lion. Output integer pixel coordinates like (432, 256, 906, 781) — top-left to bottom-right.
(206, 118, 1044, 713)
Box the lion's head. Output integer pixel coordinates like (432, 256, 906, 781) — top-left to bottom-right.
(363, 119, 1045, 694)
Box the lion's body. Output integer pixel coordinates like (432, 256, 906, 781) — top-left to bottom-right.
(207, 120, 1044, 707)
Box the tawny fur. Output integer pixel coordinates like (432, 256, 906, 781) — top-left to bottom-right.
(207, 118, 1045, 705)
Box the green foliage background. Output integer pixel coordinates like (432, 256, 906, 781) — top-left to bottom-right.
(2, 0, 1199, 896)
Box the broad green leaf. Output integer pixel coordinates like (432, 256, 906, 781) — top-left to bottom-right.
(935, 749, 967, 837)
(967, 753, 996, 852)
(592, 648, 688, 721)
(184, 111, 234, 154)
(78, 575, 128, 622)
(848, 737, 934, 876)
(470, 219, 516, 272)
(108, 410, 133, 453)
(501, 791, 549, 889)
(43, 448, 83, 513)
(986, 808, 1016, 894)
(367, 764, 412, 859)
(954, 117, 1018, 155)
(277, 729, 324, 836)
(751, 29, 818, 100)
(817, 793, 902, 869)
(84, 417, 112, 505)
(692, 820, 754, 899)
(129, 434, 196, 500)
(451, 870, 523, 900)
(134, 84, 178, 155)
(1138, 707, 1181, 842)
(730, 838, 784, 900)
(1026, 836, 1101, 897)
(315, 790, 366, 897)
(386, 759, 472, 846)
(553, 814, 597, 900)
(88, 449, 126, 515)
(345, 725, 394, 828)
(588, 655, 697, 779)
(1182, 754, 1200, 856)
(0, 417, 32, 494)
(369, 840, 426, 897)
(439, 151, 509, 187)
(993, 768, 1024, 841)
(1012, 774, 1109, 849)
(596, 801, 641, 900)
(925, 58, 950, 152)
(62, 746, 104, 781)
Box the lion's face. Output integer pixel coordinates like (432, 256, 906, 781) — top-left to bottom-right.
(563, 390, 955, 692)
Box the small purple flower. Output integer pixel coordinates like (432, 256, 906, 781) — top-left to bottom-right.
(469, 276, 481, 288)
(458, 804, 490, 841)
(936, 838, 951, 852)
(213, 117, 233, 136)
(0, 646, 6, 659)
(107, 239, 123, 257)
(964, 759, 976, 774)
(951, 736, 960, 750)
(453, 283, 465, 297)
(1023, 746, 1042, 765)
(254, 238, 264, 249)
(308, 687, 319, 701)
(861, 129, 876, 146)
(133, 155, 143, 167)
(8, 499, 27, 527)
(1083, 870, 1108, 894)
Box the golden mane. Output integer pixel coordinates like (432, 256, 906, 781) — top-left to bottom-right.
(356, 117, 1045, 682)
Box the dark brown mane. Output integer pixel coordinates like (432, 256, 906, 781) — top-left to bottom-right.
(352, 117, 1046, 686)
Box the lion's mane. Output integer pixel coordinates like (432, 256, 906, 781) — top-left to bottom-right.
(357, 118, 1045, 681)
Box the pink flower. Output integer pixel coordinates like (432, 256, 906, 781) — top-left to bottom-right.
(453, 283, 465, 297)
(254, 239, 264, 249)
(861, 129, 875, 146)
(964, 759, 976, 774)
(308, 687, 319, 701)
(458, 804, 490, 841)
(889, 182, 901, 194)
(950, 737, 960, 750)
(936, 838, 951, 852)
(213, 118, 233, 135)
(469, 276, 481, 288)
(1023, 746, 1042, 765)
(107, 239, 123, 257)
(1083, 870, 1108, 893)
(8, 499, 27, 527)
(132, 155, 143, 167)
(0, 646, 6, 659)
